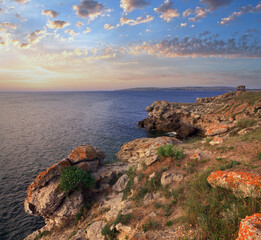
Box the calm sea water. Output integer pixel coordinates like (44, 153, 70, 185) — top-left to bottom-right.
(0, 91, 226, 240)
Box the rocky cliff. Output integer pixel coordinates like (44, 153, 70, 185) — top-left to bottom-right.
(138, 91, 261, 138)
(24, 91, 261, 240)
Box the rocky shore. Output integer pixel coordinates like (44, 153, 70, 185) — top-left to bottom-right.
(24, 91, 261, 240)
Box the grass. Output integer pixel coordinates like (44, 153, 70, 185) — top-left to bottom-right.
(101, 211, 133, 240)
(184, 170, 261, 239)
(157, 144, 184, 159)
(59, 166, 95, 194)
(122, 166, 136, 200)
(237, 119, 256, 129)
(34, 231, 50, 240)
(142, 220, 158, 232)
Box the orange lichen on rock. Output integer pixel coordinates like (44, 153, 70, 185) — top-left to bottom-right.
(236, 213, 261, 240)
(207, 171, 261, 198)
(205, 123, 233, 136)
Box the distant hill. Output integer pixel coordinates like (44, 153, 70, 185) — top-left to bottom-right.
(117, 86, 237, 92)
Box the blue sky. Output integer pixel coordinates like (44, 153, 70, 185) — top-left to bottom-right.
(0, 0, 260, 90)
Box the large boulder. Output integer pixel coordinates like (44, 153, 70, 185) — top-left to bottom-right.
(86, 221, 106, 240)
(205, 122, 234, 136)
(116, 137, 181, 166)
(68, 145, 98, 163)
(236, 213, 261, 240)
(24, 145, 105, 228)
(207, 171, 261, 198)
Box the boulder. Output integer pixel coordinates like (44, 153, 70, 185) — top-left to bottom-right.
(68, 145, 98, 163)
(161, 172, 184, 186)
(209, 137, 224, 145)
(112, 174, 128, 192)
(205, 123, 233, 136)
(207, 171, 261, 198)
(86, 221, 105, 240)
(116, 137, 181, 166)
(236, 213, 261, 240)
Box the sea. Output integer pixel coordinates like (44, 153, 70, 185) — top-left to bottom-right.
(0, 91, 226, 240)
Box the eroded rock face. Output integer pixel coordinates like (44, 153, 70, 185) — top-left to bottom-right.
(236, 213, 261, 240)
(207, 171, 261, 198)
(24, 144, 105, 228)
(116, 137, 181, 166)
(86, 221, 105, 240)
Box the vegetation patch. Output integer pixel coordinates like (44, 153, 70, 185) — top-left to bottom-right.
(184, 170, 261, 239)
(59, 166, 95, 193)
(142, 220, 158, 232)
(237, 119, 256, 129)
(122, 166, 136, 200)
(34, 231, 50, 240)
(157, 144, 184, 159)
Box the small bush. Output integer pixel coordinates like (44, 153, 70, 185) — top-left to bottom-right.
(101, 224, 118, 240)
(113, 211, 133, 225)
(157, 144, 184, 159)
(59, 166, 95, 193)
(259, 152, 261, 160)
(220, 160, 241, 171)
(165, 220, 173, 227)
(142, 220, 158, 232)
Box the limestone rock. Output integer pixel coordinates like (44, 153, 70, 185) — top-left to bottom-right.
(236, 213, 261, 240)
(161, 172, 184, 186)
(86, 221, 105, 240)
(112, 174, 128, 192)
(209, 137, 224, 145)
(207, 171, 261, 198)
(115, 223, 134, 240)
(205, 123, 234, 136)
(116, 137, 181, 166)
(68, 145, 98, 163)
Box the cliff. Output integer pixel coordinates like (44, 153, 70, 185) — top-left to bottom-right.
(24, 91, 261, 240)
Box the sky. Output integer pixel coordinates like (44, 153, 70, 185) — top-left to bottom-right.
(0, 0, 261, 91)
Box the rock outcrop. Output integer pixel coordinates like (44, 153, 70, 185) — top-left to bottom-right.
(207, 171, 261, 198)
(138, 91, 261, 138)
(24, 145, 105, 228)
(116, 136, 181, 167)
(236, 213, 261, 240)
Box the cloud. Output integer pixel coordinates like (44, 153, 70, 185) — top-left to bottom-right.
(73, 0, 106, 21)
(189, 7, 209, 22)
(47, 20, 70, 29)
(120, 15, 154, 26)
(154, 0, 179, 22)
(65, 29, 79, 36)
(127, 32, 261, 58)
(104, 24, 114, 30)
(16, 13, 27, 22)
(12, 0, 29, 4)
(219, 2, 261, 25)
(42, 9, 59, 18)
(200, 0, 233, 10)
(27, 29, 46, 43)
(183, 8, 194, 17)
(180, 23, 187, 27)
(76, 21, 84, 28)
(19, 43, 30, 48)
(0, 22, 17, 29)
(120, 0, 151, 12)
(83, 27, 91, 33)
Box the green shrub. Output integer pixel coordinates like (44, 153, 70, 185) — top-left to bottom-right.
(259, 152, 261, 160)
(220, 160, 241, 171)
(156, 144, 184, 159)
(184, 170, 261, 239)
(113, 211, 133, 225)
(165, 220, 173, 227)
(101, 224, 118, 240)
(59, 166, 95, 193)
(142, 220, 158, 232)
